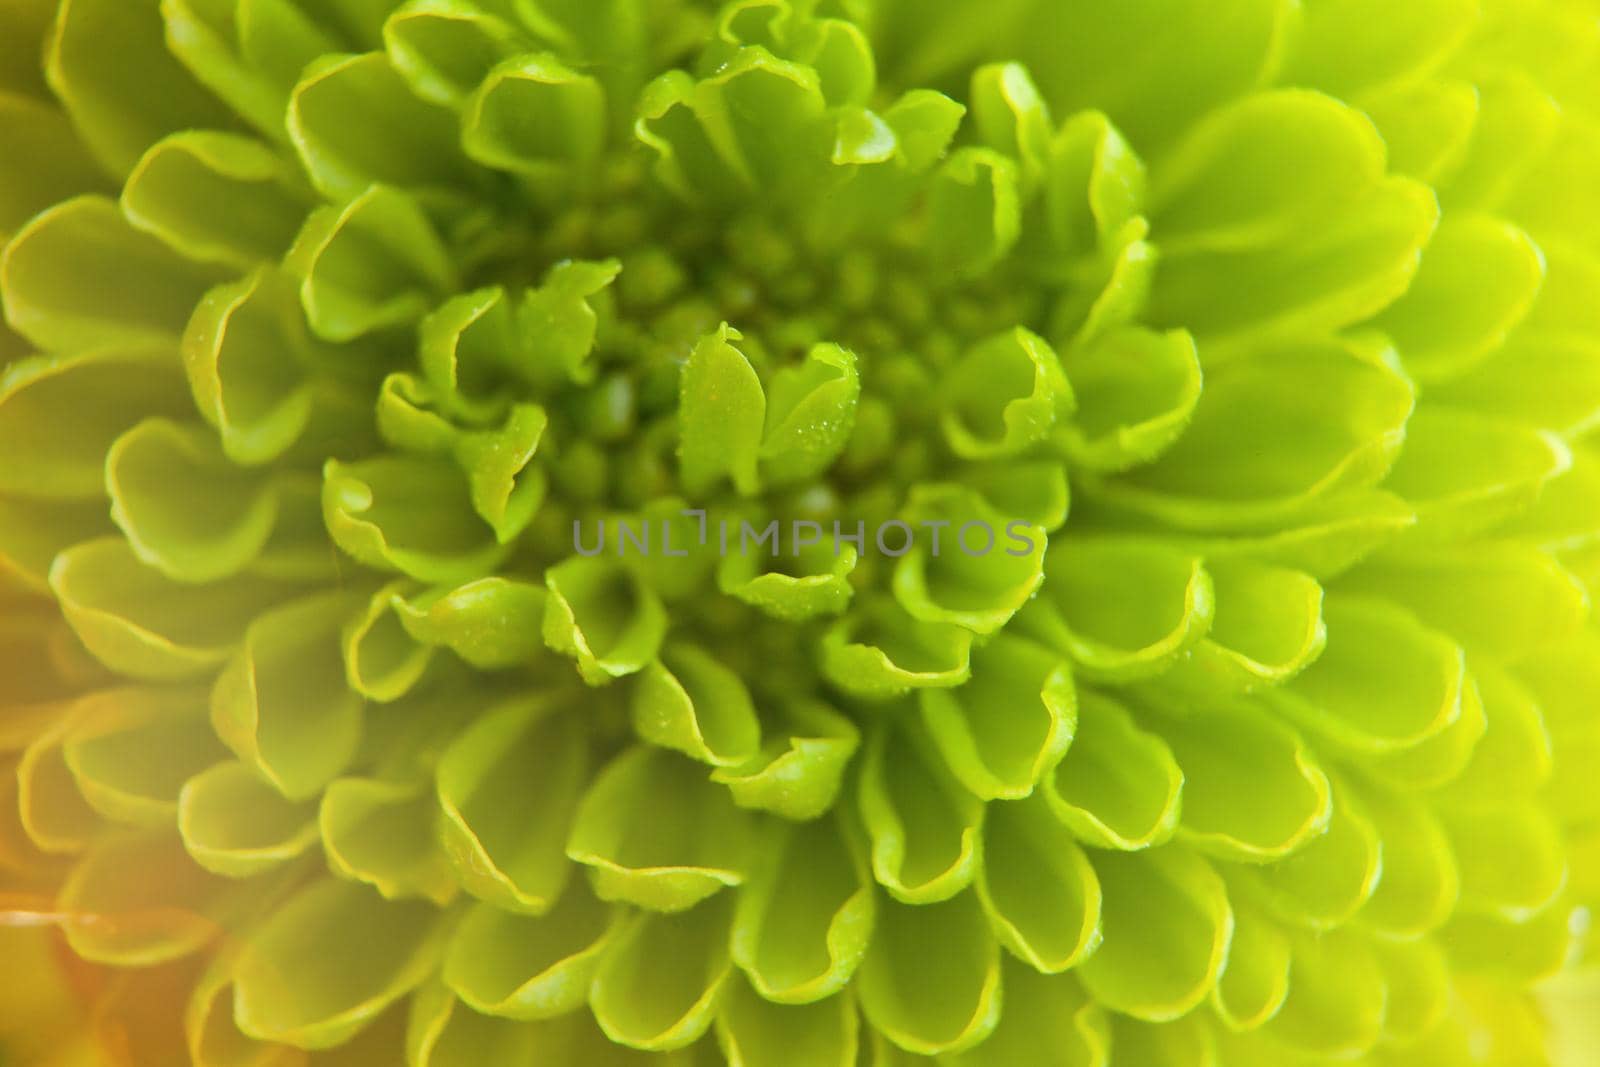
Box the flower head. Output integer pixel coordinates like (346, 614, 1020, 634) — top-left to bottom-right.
(2, 0, 1598, 1064)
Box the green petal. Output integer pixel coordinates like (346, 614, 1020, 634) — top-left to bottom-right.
(759, 342, 860, 486)
(716, 536, 858, 621)
(1158, 701, 1331, 862)
(632, 642, 762, 767)
(918, 633, 1075, 801)
(324, 455, 510, 584)
(814, 90, 962, 242)
(926, 148, 1020, 278)
(286, 51, 472, 203)
(1058, 326, 1201, 473)
(180, 269, 330, 467)
(0, 348, 191, 499)
(1148, 558, 1326, 697)
(107, 418, 279, 582)
(0, 0, 52, 99)
(121, 131, 310, 271)
(0, 90, 109, 239)
(285, 184, 457, 343)
(178, 760, 320, 878)
(1247, 776, 1382, 929)
(0, 491, 110, 597)
(508, 0, 656, 123)
(1042, 108, 1144, 265)
(232, 879, 449, 1049)
(1107, 1013, 1215, 1067)
(50, 537, 285, 681)
(567, 745, 752, 911)
(1364, 78, 1478, 183)
(0, 598, 88, 704)
(1430, 334, 1600, 438)
(1442, 665, 1553, 800)
(1090, 336, 1413, 529)
(1372, 215, 1545, 382)
(1266, 596, 1467, 755)
(16, 707, 100, 852)
(1149, 90, 1388, 255)
(792, 14, 876, 109)
(857, 716, 983, 903)
(1050, 217, 1157, 348)
(253, 474, 341, 582)
(689, 46, 833, 200)
(1382, 409, 1571, 541)
(1209, 1028, 1341, 1067)
(542, 555, 667, 684)
(1041, 689, 1182, 851)
(590, 893, 735, 1051)
(1149, 176, 1439, 346)
(384, 0, 526, 107)
(635, 69, 748, 206)
(443, 880, 618, 1019)
(1192, 489, 1415, 579)
(461, 52, 607, 179)
(422, 1007, 699, 1066)
(320, 777, 458, 904)
(704, 6, 846, 98)
(342, 580, 436, 703)
(394, 576, 547, 669)
(375, 374, 547, 541)
(57, 829, 236, 965)
(939, 327, 1071, 460)
(405, 982, 541, 1067)
(1262, 927, 1385, 1059)
(970, 63, 1051, 187)
(892, 485, 1046, 636)
(160, 0, 325, 140)
(456, 403, 548, 541)
(856, 890, 1001, 1056)
(711, 700, 859, 822)
(730, 813, 873, 1004)
(1441, 899, 1574, 985)
(1438, 803, 1566, 921)
(958, 461, 1071, 533)
(416, 285, 522, 415)
(1361, 805, 1449, 948)
(435, 695, 587, 913)
(942, 960, 1109, 1067)
(209, 591, 366, 800)
(45, 0, 237, 176)
(976, 793, 1101, 974)
(1515, 629, 1600, 739)
(1024, 538, 1212, 682)
(2, 195, 223, 350)
(516, 257, 621, 388)
(1211, 890, 1291, 1032)
(679, 322, 766, 496)
(1340, 543, 1587, 664)
(61, 685, 226, 827)
(1523, 238, 1600, 337)
(1363, 658, 1482, 789)
(718, 979, 858, 1067)
(1281, 0, 1477, 97)
(1373, 937, 1450, 1046)
(369, 371, 457, 453)
(185, 942, 305, 1067)
(995, 0, 1292, 156)
(1076, 846, 1232, 1021)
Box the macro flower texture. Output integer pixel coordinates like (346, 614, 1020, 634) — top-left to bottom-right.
(4, 0, 1600, 1064)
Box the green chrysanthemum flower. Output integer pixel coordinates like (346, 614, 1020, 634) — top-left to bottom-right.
(2, 0, 1599, 1064)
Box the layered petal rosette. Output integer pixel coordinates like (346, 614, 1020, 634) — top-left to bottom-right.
(2, 1, 1599, 1065)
